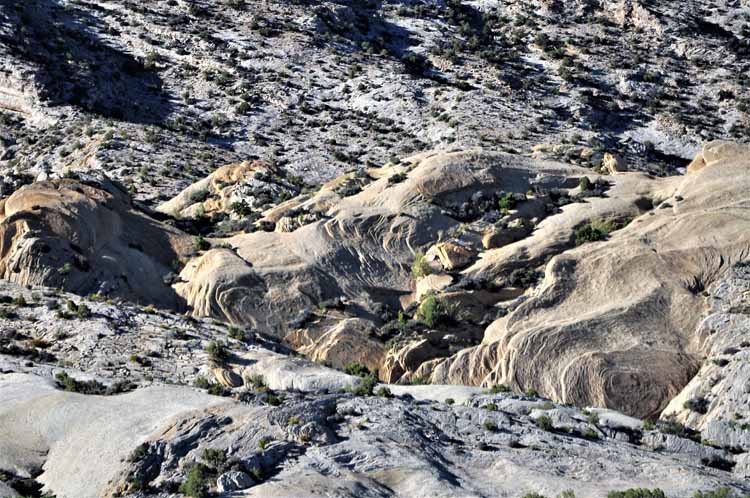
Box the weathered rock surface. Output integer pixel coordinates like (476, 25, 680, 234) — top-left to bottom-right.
(2, 371, 749, 498)
(0, 178, 192, 307)
(416, 142, 750, 418)
(662, 262, 750, 469)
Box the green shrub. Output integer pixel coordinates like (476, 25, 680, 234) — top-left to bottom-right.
(194, 235, 210, 251)
(376, 386, 393, 398)
(483, 419, 498, 431)
(388, 172, 408, 184)
(582, 427, 599, 440)
(606, 489, 666, 498)
(574, 219, 616, 245)
(411, 251, 432, 279)
(350, 373, 378, 396)
(201, 448, 226, 469)
(684, 396, 710, 414)
(579, 176, 592, 191)
(55, 372, 107, 395)
(179, 464, 210, 498)
(487, 384, 511, 394)
(692, 488, 733, 498)
(189, 188, 210, 203)
(416, 295, 452, 328)
(206, 341, 229, 363)
(128, 443, 149, 462)
(58, 262, 72, 275)
(228, 326, 246, 341)
(247, 374, 267, 391)
(344, 362, 371, 377)
(535, 415, 554, 431)
(265, 392, 283, 406)
(498, 192, 517, 213)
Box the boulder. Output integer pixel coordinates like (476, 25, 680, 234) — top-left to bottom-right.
(426, 242, 476, 271)
(289, 318, 386, 374)
(217, 471, 255, 492)
(212, 368, 244, 388)
(415, 273, 453, 301)
(482, 220, 532, 249)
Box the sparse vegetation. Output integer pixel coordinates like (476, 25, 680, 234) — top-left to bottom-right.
(574, 219, 616, 246)
(206, 341, 229, 363)
(535, 415, 554, 432)
(606, 489, 667, 498)
(411, 251, 432, 279)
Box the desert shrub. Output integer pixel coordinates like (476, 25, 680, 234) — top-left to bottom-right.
(416, 295, 453, 328)
(194, 235, 210, 251)
(411, 251, 432, 279)
(388, 172, 408, 184)
(128, 443, 149, 462)
(201, 448, 226, 469)
(228, 326, 246, 341)
(189, 188, 210, 203)
(350, 373, 378, 396)
(247, 374, 267, 390)
(658, 420, 700, 442)
(582, 427, 600, 440)
(692, 488, 733, 498)
(574, 219, 616, 245)
(483, 419, 498, 431)
(265, 392, 283, 406)
(179, 464, 210, 498)
(505, 268, 542, 288)
(684, 396, 710, 414)
(535, 415, 554, 431)
(487, 384, 511, 394)
(206, 341, 229, 362)
(55, 372, 132, 395)
(484, 403, 498, 411)
(606, 489, 666, 498)
(498, 192, 517, 213)
(344, 362, 371, 377)
(579, 176, 592, 191)
(376, 386, 393, 398)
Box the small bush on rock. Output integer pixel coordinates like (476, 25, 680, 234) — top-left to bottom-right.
(535, 415, 554, 432)
(574, 219, 615, 246)
(411, 251, 432, 279)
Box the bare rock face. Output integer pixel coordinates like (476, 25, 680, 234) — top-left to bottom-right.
(662, 262, 750, 472)
(287, 317, 385, 374)
(418, 143, 750, 418)
(173, 151, 581, 335)
(0, 178, 193, 307)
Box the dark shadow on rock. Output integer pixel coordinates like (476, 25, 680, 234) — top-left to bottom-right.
(0, 0, 172, 124)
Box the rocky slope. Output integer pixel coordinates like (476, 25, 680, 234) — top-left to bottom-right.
(1, 1, 750, 497)
(0, 277, 748, 497)
(1, 0, 749, 204)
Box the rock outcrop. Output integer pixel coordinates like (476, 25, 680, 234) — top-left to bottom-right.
(0, 177, 193, 307)
(416, 142, 750, 418)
